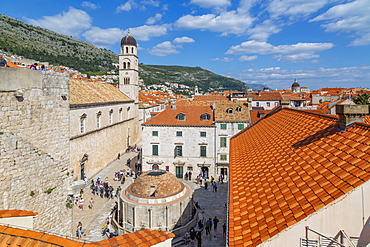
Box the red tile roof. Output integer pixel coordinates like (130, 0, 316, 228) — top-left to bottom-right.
(0, 210, 38, 218)
(70, 80, 132, 105)
(229, 107, 370, 246)
(0, 226, 174, 247)
(142, 105, 213, 126)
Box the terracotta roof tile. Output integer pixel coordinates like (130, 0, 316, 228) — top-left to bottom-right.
(0, 210, 38, 218)
(0, 226, 174, 247)
(142, 105, 213, 126)
(229, 107, 370, 246)
(70, 79, 132, 105)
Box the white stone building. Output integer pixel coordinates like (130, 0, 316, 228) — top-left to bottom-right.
(69, 33, 141, 181)
(141, 100, 251, 180)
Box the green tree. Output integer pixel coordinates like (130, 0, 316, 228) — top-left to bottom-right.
(353, 93, 370, 105)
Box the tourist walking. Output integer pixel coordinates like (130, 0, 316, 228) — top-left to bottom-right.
(88, 198, 94, 209)
(213, 216, 219, 230)
(196, 231, 202, 247)
(76, 222, 82, 239)
(222, 223, 226, 237)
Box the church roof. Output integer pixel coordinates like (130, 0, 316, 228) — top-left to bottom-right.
(228, 107, 370, 246)
(70, 80, 132, 105)
(121, 34, 137, 47)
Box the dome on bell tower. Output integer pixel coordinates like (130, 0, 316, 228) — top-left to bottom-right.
(292, 79, 300, 88)
(121, 32, 137, 47)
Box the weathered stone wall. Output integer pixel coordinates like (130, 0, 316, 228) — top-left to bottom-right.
(0, 68, 72, 236)
(70, 102, 140, 180)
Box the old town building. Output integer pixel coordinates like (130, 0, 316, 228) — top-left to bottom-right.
(141, 98, 251, 180)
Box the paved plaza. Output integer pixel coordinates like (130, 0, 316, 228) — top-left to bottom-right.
(71, 151, 228, 246)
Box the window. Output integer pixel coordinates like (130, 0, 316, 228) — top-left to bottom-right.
(256, 102, 260, 106)
(80, 118, 85, 133)
(119, 108, 123, 121)
(220, 154, 227, 161)
(226, 108, 233, 114)
(238, 124, 244, 130)
(236, 106, 242, 112)
(200, 131, 206, 137)
(200, 146, 207, 157)
(152, 131, 158, 136)
(152, 145, 158, 156)
(175, 146, 183, 157)
(177, 113, 186, 121)
(220, 137, 227, 147)
(266, 102, 271, 107)
(96, 113, 101, 128)
(176, 131, 182, 137)
(80, 113, 86, 134)
(109, 110, 113, 124)
(220, 123, 227, 129)
(201, 113, 211, 120)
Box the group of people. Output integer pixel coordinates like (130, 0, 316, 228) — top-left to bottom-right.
(91, 177, 122, 199)
(184, 216, 223, 247)
(29, 63, 46, 70)
(184, 171, 193, 180)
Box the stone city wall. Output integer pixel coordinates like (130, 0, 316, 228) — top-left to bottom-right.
(0, 68, 72, 236)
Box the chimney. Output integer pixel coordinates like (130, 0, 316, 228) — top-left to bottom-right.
(336, 104, 369, 130)
(171, 104, 176, 110)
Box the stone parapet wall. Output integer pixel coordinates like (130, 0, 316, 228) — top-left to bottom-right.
(0, 69, 72, 236)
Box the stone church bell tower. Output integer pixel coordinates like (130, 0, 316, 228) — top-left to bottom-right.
(119, 31, 139, 103)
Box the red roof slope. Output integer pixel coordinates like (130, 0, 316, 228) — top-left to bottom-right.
(229, 108, 370, 246)
(0, 225, 174, 247)
(0, 210, 38, 218)
(142, 105, 213, 126)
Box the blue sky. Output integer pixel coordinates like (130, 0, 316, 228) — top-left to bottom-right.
(1, 0, 370, 90)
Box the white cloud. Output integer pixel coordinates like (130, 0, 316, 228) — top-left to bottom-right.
(82, 27, 125, 48)
(175, 11, 254, 35)
(141, 0, 160, 7)
(117, 0, 160, 12)
(146, 13, 163, 25)
(267, 0, 330, 20)
(149, 41, 180, 56)
(233, 65, 370, 90)
(260, 67, 281, 71)
(210, 57, 233, 62)
(239, 55, 258, 62)
(173, 36, 195, 43)
(81, 1, 98, 10)
(247, 20, 281, 41)
(116, 1, 135, 12)
(237, 0, 259, 14)
(190, 0, 231, 10)
(130, 25, 169, 41)
(311, 0, 370, 46)
(226, 40, 334, 62)
(25, 7, 91, 37)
